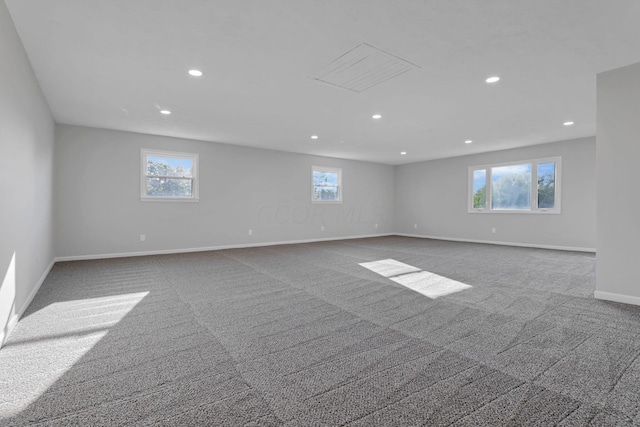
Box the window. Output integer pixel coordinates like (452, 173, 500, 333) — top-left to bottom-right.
(141, 149, 199, 201)
(312, 166, 342, 202)
(468, 157, 561, 213)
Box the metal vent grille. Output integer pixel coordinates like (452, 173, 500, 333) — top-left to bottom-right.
(313, 43, 419, 93)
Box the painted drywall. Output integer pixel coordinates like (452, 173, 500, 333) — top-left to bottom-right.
(54, 125, 395, 258)
(595, 62, 640, 305)
(395, 138, 596, 250)
(0, 2, 55, 347)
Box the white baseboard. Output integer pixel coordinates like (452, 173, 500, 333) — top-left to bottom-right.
(0, 259, 55, 349)
(55, 232, 596, 262)
(54, 233, 395, 262)
(395, 233, 596, 253)
(594, 291, 640, 307)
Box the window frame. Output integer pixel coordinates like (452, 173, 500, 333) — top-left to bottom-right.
(311, 166, 342, 203)
(468, 156, 561, 214)
(141, 148, 199, 202)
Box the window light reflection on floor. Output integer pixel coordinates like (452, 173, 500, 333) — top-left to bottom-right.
(359, 259, 471, 299)
(0, 291, 149, 417)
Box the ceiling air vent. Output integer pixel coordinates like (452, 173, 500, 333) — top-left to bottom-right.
(313, 43, 419, 93)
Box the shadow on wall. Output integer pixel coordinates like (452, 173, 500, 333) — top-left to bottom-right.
(0, 252, 17, 347)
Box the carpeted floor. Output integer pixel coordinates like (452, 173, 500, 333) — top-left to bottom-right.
(1, 236, 639, 426)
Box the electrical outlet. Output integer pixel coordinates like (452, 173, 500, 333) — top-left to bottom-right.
(491, 227, 496, 234)
(414, 224, 418, 229)
(321, 225, 325, 231)
(140, 234, 146, 241)
(375, 223, 378, 229)
(248, 229, 252, 236)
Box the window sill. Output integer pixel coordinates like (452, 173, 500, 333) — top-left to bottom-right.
(141, 197, 200, 203)
(311, 200, 343, 204)
(468, 209, 560, 214)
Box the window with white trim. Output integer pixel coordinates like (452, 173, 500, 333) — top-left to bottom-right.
(141, 149, 199, 201)
(469, 157, 561, 213)
(312, 166, 342, 202)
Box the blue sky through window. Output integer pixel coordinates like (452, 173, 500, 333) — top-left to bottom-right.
(538, 162, 555, 178)
(313, 170, 338, 185)
(473, 170, 486, 192)
(147, 156, 193, 171)
(491, 164, 531, 182)
(475, 163, 554, 188)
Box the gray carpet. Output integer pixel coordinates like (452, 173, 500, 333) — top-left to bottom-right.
(1, 236, 639, 426)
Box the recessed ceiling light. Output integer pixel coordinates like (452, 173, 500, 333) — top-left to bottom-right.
(563, 121, 574, 126)
(400, 151, 407, 155)
(485, 76, 500, 83)
(188, 69, 203, 77)
(311, 135, 318, 139)
(160, 110, 171, 115)
(372, 114, 382, 119)
(465, 140, 473, 144)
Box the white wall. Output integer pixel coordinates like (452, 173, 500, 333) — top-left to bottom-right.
(0, 1, 55, 347)
(54, 125, 395, 258)
(596, 62, 640, 305)
(395, 138, 596, 251)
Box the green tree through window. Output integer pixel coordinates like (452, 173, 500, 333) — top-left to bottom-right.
(473, 186, 486, 209)
(141, 149, 198, 200)
(146, 159, 193, 197)
(469, 158, 559, 213)
(312, 166, 341, 202)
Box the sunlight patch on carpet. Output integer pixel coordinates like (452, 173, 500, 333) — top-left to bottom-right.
(0, 291, 149, 416)
(360, 259, 471, 299)
(358, 259, 421, 277)
(389, 271, 472, 298)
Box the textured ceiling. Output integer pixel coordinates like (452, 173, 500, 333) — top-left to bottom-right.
(6, 0, 640, 164)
